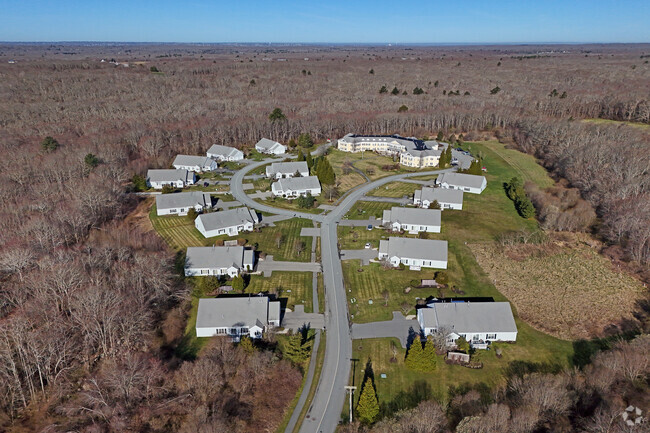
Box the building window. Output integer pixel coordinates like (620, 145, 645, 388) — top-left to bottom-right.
(201, 269, 208, 275)
(486, 334, 497, 340)
(170, 209, 177, 213)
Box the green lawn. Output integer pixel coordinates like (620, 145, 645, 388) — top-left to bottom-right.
(367, 181, 421, 198)
(337, 226, 389, 250)
(258, 196, 326, 214)
(350, 331, 573, 411)
(341, 140, 577, 410)
(583, 118, 650, 131)
(475, 140, 554, 189)
(150, 206, 315, 262)
(343, 201, 396, 220)
(246, 271, 314, 313)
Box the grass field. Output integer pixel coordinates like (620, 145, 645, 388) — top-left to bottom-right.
(246, 271, 314, 313)
(338, 226, 389, 250)
(327, 149, 419, 193)
(367, 181, 421, 198)
(350, 330, 573, 410)
(150, 206, 315, 262)
(583, 118, 650, 131)
(476, 140, 554, 189)
(344, 201, 396, 220)
(472, 234, 646, 340)
(340, 140, 583, 407)
(257, 196, 326, 214)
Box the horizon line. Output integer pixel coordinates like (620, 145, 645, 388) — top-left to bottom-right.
(1, 41, 649, 46)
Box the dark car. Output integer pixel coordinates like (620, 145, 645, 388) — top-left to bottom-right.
(203, 182, 209, 187)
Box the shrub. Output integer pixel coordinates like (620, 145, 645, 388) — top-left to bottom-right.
(398, 104, 408, 112)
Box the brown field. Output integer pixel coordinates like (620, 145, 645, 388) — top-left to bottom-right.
(471, 233, 646, 340)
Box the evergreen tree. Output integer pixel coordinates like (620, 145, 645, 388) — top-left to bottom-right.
(356, 376, 379, 424)
(505, 177, 523, 201)
(298, 133, 314, 148)
(430, 200, 441, 210)
(305, 151, 313, 170)
(422, 337, 438, 371)
(316, 157, 335, 185)
(84, 153, 99, 168)
(268, 107, 287, 122)
(239, 336, 255, 354)
(232, 275, 245, 292)
(41, 136, 59, 152)
(405, 339, 425, 370)
(515, 196, 536, 218)
(391, 86, 400, 95)
(132, 174, 147, 192)
(436, 131, 444, 141)
(456, 336, 470, 353)
(283, 331, 312, 365)
(297, 150, 305, 162)
(379, 85, 388, 94)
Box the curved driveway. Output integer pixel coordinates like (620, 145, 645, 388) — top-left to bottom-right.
(231, 159, 453, 433)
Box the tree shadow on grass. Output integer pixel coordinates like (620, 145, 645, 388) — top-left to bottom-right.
(379, 380, 432, 419)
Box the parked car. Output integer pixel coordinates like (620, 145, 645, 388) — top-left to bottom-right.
(203, 182, 209, 187)
(365, 243, 371, 249)
(367, 224, 373, 230)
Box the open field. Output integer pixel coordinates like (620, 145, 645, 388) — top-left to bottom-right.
(583, 118, 650, 131)
(149, 204, 213, 249)
(344, 200, 396, 220)
(367, 181, 421, 198)
(246, 271, 314, 313)
(472, 233, 646, 339)
(327, 148, 420, 193)
(350, 331, 573, 410)
(476, 140, 554, 188)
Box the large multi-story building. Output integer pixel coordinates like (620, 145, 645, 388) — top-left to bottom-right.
(337, 134, 445, 168)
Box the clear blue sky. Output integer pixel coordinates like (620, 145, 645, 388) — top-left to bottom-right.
(1, 0, 648, 43)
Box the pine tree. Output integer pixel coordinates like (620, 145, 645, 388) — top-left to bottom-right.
(445, 145, 453, 164)
(305, 151, 313, 170)
(41, 136, 59, 152)
(297, 151, 306, 162)
(405, 339, 425, 370)
(239, 336, 255, 354)
(356, 376, 379, 424)
(515, 196, 536, 218)
(232, 275, 245, 292)
(283, 331, 312, 365)
(316, 157, 335, 185)
(422, 337, 438, 371)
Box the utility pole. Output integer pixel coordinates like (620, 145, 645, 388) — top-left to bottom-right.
(344, 385, 357, 423)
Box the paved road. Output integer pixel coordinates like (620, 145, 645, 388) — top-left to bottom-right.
(230, 160, 455, 432)
(351, 312, 420, 348)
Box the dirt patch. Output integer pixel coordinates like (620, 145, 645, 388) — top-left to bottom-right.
(124, 196, 155, 233)
(471, 233, 646, 340)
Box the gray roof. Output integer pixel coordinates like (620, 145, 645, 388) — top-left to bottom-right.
(196, 296, 272, 329)
(415, 187, 464, 205)
(419, 302, 517, 334)
(147, 169, 190, 183)
(255, 138, 284, 151)
(156, 191, 212, 210)
(186, 246, 245, 269)
(173, 154, 214, 168)
(437, 172, 486, 189)
(268, 301, 281, 323)
(196, 207, 259, 231)
(379, 237, 447, 261)
(383, 207, 441, 227)
(267, 161, 309, 175)
(340, 134, 445, 156)
(273, 176, 321, 191)
(207, 144, 243, 158)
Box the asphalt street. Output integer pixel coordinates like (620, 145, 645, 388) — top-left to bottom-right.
(230, 157, 454, 432)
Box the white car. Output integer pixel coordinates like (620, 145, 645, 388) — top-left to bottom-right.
(365, 243, 371, 249)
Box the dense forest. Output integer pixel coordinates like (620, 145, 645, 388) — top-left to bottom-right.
(0, 43, 648, 431)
